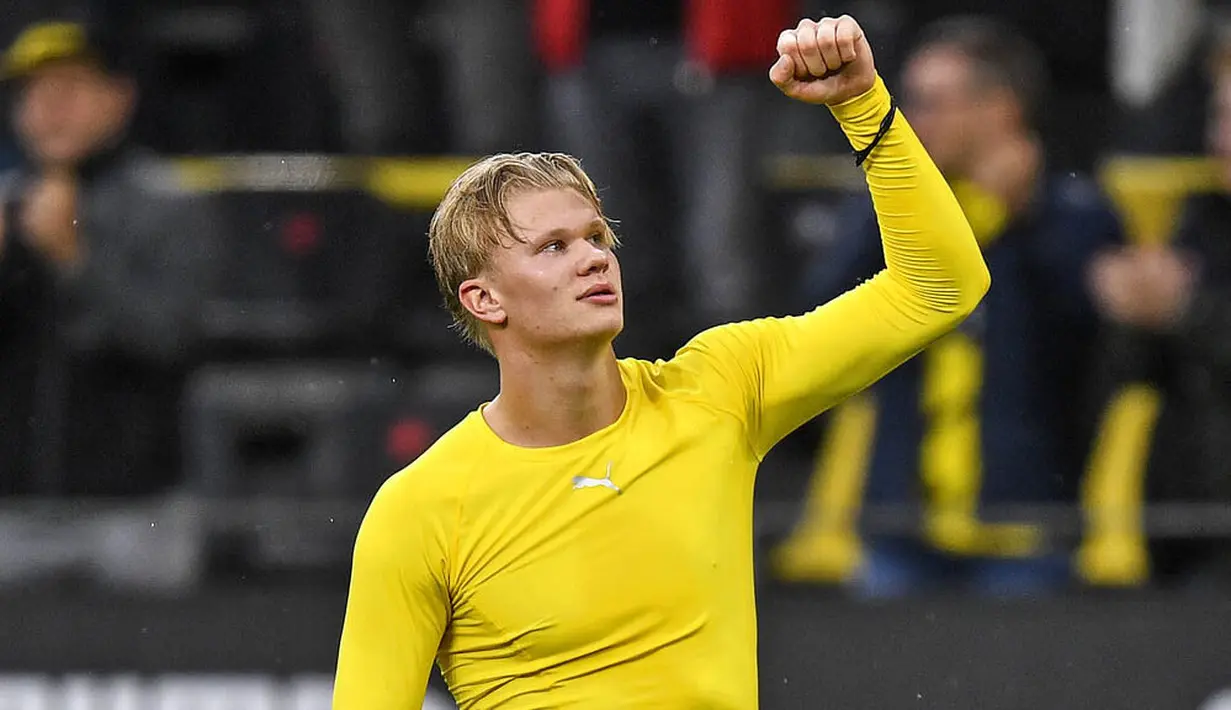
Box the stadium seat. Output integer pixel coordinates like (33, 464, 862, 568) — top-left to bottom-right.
(196, 187, 419, 359)
(184, 361, 411, 500)
(181, 358, 496, 575)
(182, 359, 497, 500)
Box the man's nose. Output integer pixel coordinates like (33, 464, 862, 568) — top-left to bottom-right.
(578, 241, 611, 274)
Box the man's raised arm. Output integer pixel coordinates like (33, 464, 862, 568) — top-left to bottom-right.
(670, 15, 989, 458)
(786, 15, 991, 319)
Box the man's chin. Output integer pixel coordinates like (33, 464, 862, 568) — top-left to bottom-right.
(580, 320, 624, 347)
(589, 323, 623, 343)
(34, 146, 90, 168)
(531, 322, 622, 352)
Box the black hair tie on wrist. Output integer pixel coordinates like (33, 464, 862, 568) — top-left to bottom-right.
(853, 97, 899, 167)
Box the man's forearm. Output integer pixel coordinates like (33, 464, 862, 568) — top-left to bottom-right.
(828, 76, 990, 321)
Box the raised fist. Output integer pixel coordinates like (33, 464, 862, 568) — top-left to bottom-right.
(770, 16, 876, 106)
(21, 172, 80, 269)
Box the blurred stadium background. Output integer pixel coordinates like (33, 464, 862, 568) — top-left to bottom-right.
(2, 0, 1231, 707)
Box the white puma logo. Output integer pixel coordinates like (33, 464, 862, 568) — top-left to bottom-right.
(572, 461, 621, 494)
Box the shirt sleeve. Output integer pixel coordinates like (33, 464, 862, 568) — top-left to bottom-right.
(333, 475, 453, 710)
(670, 76, 990, 459)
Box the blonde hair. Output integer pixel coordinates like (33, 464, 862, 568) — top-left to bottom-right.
(428, 152, 613, 353)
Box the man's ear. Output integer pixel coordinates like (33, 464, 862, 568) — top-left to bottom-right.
(459, 277, 506, 326)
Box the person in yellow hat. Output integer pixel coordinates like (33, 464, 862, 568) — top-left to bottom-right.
(0, 20, 218, 498)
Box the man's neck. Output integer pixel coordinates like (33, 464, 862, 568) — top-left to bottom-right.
(484, 344, 626, 448)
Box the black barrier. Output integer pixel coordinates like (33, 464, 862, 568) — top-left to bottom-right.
(3, 585, 1231, 709)
(758, 587, 1231, 709)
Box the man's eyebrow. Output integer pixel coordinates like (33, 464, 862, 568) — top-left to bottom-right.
(530, 219, 606, 242)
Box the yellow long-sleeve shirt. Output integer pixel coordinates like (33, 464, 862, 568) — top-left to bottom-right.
(333, 76, 989, 709)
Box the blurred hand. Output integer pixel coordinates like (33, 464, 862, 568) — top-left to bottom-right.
(1089, 246, 1198, 330)
(21, 171, 80, 269)
(770, 16, 876, 107)
(1089, 250, 1137, 322)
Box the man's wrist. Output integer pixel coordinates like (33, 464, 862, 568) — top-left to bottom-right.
(828, 75, 890, 126)
(828, 76, 894, 160)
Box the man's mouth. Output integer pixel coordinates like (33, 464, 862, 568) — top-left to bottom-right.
(579, 283, 618, 303)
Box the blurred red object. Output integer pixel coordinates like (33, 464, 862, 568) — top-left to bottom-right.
(533, 0, 794, 73)
(281, 212, 322, 256)
(386, 418, 434, 463)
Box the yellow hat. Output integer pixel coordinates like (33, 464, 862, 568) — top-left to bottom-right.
(2, 22, 99, 80)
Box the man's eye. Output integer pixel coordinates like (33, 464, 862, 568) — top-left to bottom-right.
(588, 232, 607, 245)
(541, 240, 564, 252)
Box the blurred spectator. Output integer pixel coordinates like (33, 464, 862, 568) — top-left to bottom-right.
(534, 0, 796, 356)
(429, 0, 537, 153)
(300, 0, 536, 155)
(1087, 36, 1231, 590)
(298, 0, 425, 154)
(773, 16, 1124, 598)
(0, 20, 218, 497)
(1109, 0, 1207, 154)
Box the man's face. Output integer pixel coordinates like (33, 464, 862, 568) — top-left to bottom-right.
(901, 47, 992, 176)
(14, 60, 132, 167)
(465, 187, 624, 353)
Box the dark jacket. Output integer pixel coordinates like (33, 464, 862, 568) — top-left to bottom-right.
(0, 145, 219, 496)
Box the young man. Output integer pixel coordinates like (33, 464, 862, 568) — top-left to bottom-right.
(334, 14, 989, 709)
